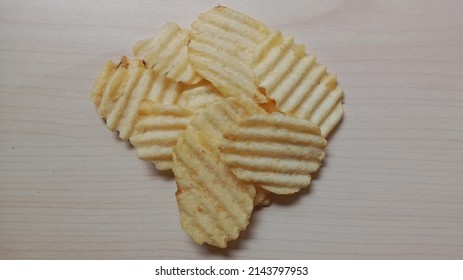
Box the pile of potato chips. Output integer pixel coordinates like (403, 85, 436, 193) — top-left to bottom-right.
(91, 6, 344, 248)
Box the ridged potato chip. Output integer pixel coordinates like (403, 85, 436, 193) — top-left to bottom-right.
(173, 98, 265, 248)
(92, 58, 132, 119)
(91, 60, 118, 113)
(220, 113, 327, 194)
(133, 22, 202, 85)
(129, 100, 194, 170)
(91, 56, 182, 140)
(90, 6, 345, 249)
(178, 80, 225, 112)
(188, 6, 270, 104)
(252, 31, 344, 137)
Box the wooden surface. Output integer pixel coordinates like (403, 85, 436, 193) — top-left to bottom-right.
(1, 0, 463, 259)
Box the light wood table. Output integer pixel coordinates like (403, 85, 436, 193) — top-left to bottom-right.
(1, 0, 462, 259)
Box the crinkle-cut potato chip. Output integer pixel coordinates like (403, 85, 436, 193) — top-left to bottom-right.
(188, 6, 270, 104)
(172, 98, 266, 248)
(177, 80, 225, 112)
(92, 58, 131, 119)
(252, 31, 344, 137)
(90, 6, 346, 249)
(91, 56, 183, 140)
(220, 113, 327, 194)
(129, 100, 194, 170)
(91, 60, 118, 113)
(133, 22, 202, 85)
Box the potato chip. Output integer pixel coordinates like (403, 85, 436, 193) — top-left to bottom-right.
(188, 6, 270, 104)
(172, 98, 265, 247)
(252, 31, 344, 137)
(133, 22, 202, 85)
(177, 80, 225, 112)
(91, 56, 182, 140)
(93, 57, 132, 119)
(220, 113, 327, 194)
(129, 100, 194, 170)
(128, 81, 224, 170)
(91, 60, 118, 114)
(90, 6, 346, 249)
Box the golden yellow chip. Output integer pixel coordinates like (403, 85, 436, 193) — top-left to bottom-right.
(91, 60, 118, 113)
(90, 7, 346, 249)
(252, 31, 344, 137)
(172, 98, 265, 248)
(129, 100, 194, 170)
(93, 57, 132, 119)
(128, 81, 223, 170)
(220, 113, 327, 194)
(188, 6, 270, 104)
(177, 80, 225, 112)
(133, 22, 202, 85)
(91, 56, 182, 140)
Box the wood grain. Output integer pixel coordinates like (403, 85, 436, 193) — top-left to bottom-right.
(1, 0, 462, 259)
